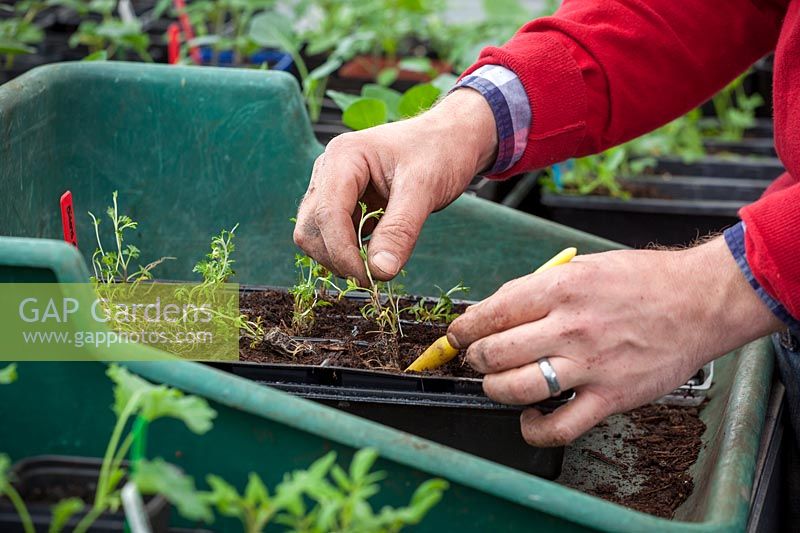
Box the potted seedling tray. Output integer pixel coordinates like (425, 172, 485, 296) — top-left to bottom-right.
(205, 285, 572, 479)
(540, 118, 784, 247)
(0, 456, 170, 533)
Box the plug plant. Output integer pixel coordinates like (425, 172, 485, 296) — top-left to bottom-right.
(289, 254, 332, 335)
(327, 74, 455, 130)
(249, 10, 354, 122)
(628, 108, 706, 163)
(333, 203, 407, 338)
(408, 283, 469, 324)
(206, 447, 448, 533)
(183, 224, 265, 346)
(0, 1, 45, 68)
(0, 365, 216, 533)
(182, 0, 274, 65)
(48, 0, 154, 61)
(89, 191, 173, 286)
(707, 72, 764, 141)
(545, 109, 707, 199)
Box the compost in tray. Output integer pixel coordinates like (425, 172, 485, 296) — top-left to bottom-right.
(239, 288, 477, 378)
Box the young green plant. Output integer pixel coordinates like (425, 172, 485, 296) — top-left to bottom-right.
(89, 191, 173, 286)
(0, 1, 45, 68)
(289, 254, 332, 335)
(0, 365, 215, 533)
(327, 76, 455, 130)
(205, 448, 448, 533)
(334, 203, 406, 338)
(708, 72, 764, 141)
(72, 365, 216, 533)
(408, 282, 469, 324)
(182, 224, 265, 347)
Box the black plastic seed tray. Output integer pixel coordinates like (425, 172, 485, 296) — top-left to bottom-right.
(208, 360, 569, 478)
(210, 285, 570, 478)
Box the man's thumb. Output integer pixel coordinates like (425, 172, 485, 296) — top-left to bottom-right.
(367, 192, 429, 280)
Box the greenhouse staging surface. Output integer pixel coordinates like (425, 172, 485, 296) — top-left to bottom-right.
(0, 63, 778, 532)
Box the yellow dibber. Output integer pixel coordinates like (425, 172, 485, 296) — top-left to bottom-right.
(403, 247, 578, 373)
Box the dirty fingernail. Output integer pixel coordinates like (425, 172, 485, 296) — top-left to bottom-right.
(371, 251, 400, 276)
(447, 331, 462, 350)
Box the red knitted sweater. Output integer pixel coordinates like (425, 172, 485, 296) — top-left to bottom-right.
(465, 0, 800, 322)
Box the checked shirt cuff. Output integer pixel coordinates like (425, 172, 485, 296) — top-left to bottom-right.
(451, 65, 531, 176)
(724, 221, 800, 332)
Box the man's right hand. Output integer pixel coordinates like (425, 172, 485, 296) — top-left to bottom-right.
(293, 89, 498, 285)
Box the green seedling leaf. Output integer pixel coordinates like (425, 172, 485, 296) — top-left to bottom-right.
(376, 67, 398, 87)
(0, 39, 35, 56)
(49, 497, 84, 533)
(187, 35, 221, 47)
(82, 50, 107, 61)
(205, 475, 242, 517)
(362, 84, 402, 120)
(398, 84, 441, 118)
(349, 448, 379, 483)
(342, 98, 389, 130)
(308, 57, 343, 80)
(107, 365, 217, 434)
(398, 56, 433, 74)
(431, 73, 458, 94)
(244, 473, 270, 508)
(0, 363, 17, 384)
(326, 89, 360, 112)
(249, 11, 299, 55)
(0, 454, 10, 489)
(133, 459, 213, 523)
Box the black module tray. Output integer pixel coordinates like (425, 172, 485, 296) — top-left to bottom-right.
(0, 456, 170, 532)
(205, 284, 571, 478)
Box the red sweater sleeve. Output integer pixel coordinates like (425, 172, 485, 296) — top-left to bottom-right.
(462, 0, 785, 178)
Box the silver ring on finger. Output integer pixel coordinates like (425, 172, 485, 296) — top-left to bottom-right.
(537, 357, 562, 397)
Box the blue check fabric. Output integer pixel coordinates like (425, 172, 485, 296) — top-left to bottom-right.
(724, 221, 800, 332)
(452, 65, 531, 175)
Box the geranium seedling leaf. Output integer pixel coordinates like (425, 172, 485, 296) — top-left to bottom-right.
(398, 56, 432, 74)
(362, 84, 402, 120)
(431, 73, 458, 94)
(0, 364, 17, 385)
(133, 459, 214, 523)
(244, 473, 270, 507)
(249, 11, 299, 54)
(342, 98, 388, 130)
(376, 67, 398, 87)
(107, 365, 217, 434)
(326, 90, 360, 112)
(398, 84, 441, 118)
(349, 448, 379, 482)
(49, 497, 84, 533)
(82, 50, 108, 61)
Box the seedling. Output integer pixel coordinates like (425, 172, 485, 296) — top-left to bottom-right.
(327, 78, 453, 130)
(708, 72, 764, 141)
(545, 109, 706, 199)
(71, 365, 216, 532)
(88, 191, 173, 285)
(0, 365, 216, 533)
(0, 1, 45, 68)
(289, 254, 332, 335)
(182, 224, 265, 347)
(408, 282, 469, 324)
(333, 203, 406, 338)
(249, 10, 355, 122)
(48, 0, 154, 61)
(205, 448, 448, 533)
(0, 363, 17, 385)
